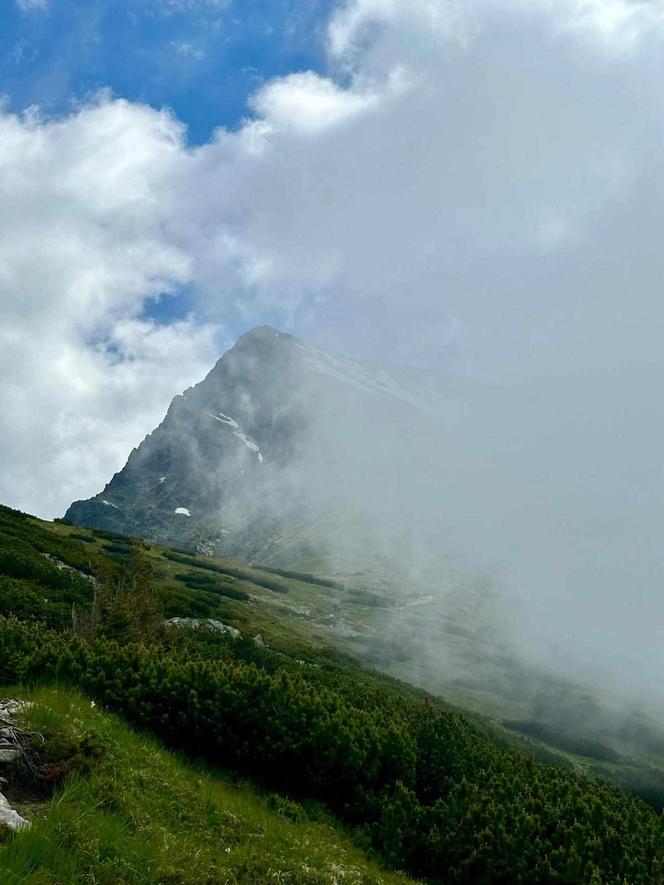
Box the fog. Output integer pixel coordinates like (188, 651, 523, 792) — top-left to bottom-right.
(219, 333, 663, 758)
(242, 1, 664, 715)
(329, 361, 655, 695)
(190, 324, 662, 723)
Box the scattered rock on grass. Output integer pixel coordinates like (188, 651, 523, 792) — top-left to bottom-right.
(0, 791, 29, 831)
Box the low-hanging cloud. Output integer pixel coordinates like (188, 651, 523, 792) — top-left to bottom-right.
(1, 0, 663, 698)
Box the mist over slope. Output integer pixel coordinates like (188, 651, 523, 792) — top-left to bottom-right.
(66, 325, 447, 577)
(65, 326, 664, 781)
(65, 324, 523, 717)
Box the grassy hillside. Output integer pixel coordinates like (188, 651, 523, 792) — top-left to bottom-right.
(0, 687, 411, 885)
(3, 500, 664, 807)
(0, 503, 663, 883)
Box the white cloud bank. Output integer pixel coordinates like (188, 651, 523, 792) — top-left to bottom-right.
(1, 0, 664, 687)
(0, 99, 218, 516)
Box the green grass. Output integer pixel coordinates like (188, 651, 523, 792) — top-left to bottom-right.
(0, 687, 413, 885)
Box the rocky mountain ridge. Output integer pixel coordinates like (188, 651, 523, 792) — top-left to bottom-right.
(66, 326, 437, 575)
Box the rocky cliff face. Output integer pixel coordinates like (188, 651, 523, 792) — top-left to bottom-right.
(65, 326, 436, 572)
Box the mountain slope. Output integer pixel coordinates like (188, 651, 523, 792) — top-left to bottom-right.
(65, 326, 436, 571)
(62, 329, 664, 815)
(63, 327, 534, 729)
(1, 503, 663, 884)
(0, 687, 412, 885)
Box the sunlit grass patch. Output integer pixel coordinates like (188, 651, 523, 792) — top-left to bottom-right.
(0, 687, 413, 885)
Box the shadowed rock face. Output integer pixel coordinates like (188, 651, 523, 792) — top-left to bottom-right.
(67, 326, 305, 559)
(65, 325, 435, 569)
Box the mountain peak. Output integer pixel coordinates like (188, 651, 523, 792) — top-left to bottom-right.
(242, 324, 281, 337)
(64, 326, 431, 565)
(237, 325, 293, 344)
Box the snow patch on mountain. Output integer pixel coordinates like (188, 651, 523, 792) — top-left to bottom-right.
(206, 411, 264, 464)
(206, 411, 240, 430)
(233, 430, 259, 454)
(174, 507, 191, 516)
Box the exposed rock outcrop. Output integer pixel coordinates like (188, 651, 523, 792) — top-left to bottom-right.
(0, 791, 29, 831)
(0, 699, 33, 831)
(167, 618, 241, 639)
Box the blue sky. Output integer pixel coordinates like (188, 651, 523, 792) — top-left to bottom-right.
(1, 0, 333, 144)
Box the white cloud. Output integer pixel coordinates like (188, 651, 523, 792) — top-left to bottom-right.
(179, 0, 664, 682)
(15, 0, 49, 11)
(170, 41, 206, 61)
(491, 0, 664, 53)
(328, 0, 475, 58)
(186, 0, 664, 355)
(249, 70, 403, 134)
(4, 1, 663, 513)
(0, 97, 218, 517)
(329, 0, 664, 61)
(5, 38, 39, 66)
(157, 0, 229, 16)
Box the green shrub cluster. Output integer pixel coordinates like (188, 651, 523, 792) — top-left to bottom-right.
(0, 508, 236, 633)
(173, 571, 250, 601)
(0, 617, 661, 884)
(91, 528, 139, 543)
(0, 546, 87, 594)
(0, 534, 95, 631)
(504, 719, 621, 763)
(102, 542, 134, 556)
(164, 551, 290, 594)
(0, 508, 99, 578)
(0, 577, 76, 631)
(255, 566, 345, 590)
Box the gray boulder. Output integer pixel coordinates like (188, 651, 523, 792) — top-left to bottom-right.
(167, 617, 241, 639)
(0, 792, 29, 831)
